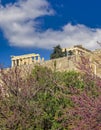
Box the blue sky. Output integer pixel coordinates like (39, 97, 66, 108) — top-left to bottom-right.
(0, 0, 101, 67)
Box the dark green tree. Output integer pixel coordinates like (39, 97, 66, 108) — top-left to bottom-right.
(68, 50, 73, 56)
(50, 45, 66, 59)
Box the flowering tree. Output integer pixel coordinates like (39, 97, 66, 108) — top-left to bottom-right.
(66, 55, 101, 130)
(0, 56, 101, 130)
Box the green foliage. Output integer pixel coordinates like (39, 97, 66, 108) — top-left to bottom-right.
(0, 65, 100, 130)
(32, 65, 53, 86)
(62, 71, 84, 89)
(50, 45, 66, 59)
(32, 66, 72, 129)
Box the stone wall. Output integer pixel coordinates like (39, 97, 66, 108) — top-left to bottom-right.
(41, 55, 78, 72)
(7, 49, 101, 77)
(40, 53, 101, 77)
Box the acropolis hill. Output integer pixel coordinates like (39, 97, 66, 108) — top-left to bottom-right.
(11, 45, 101, 77)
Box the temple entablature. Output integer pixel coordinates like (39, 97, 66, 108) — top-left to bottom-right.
(11, 53, 43, 67)
(62, 45, 92, 56)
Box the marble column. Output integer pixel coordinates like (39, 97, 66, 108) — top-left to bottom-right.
(19, 59, 20, 66)
(12, 60, 14, 67)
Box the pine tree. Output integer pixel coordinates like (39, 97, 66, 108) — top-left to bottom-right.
(50, 45, 65, 59)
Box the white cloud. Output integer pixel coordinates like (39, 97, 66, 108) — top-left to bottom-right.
(0, 0, 101, 50)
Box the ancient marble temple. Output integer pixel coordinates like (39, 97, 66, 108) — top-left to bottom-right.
(11, 53, 43, 67)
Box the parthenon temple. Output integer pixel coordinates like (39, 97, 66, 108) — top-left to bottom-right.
(11, 53, 43, 67)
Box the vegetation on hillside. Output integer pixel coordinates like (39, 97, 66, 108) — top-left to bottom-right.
(0, 56, 101, 130)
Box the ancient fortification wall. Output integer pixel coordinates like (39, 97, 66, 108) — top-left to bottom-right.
(9, 45, 101, 77)
(41, 56, 77, 72)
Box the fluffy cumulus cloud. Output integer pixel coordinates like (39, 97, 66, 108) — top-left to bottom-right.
(0, 0, 101, 50)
